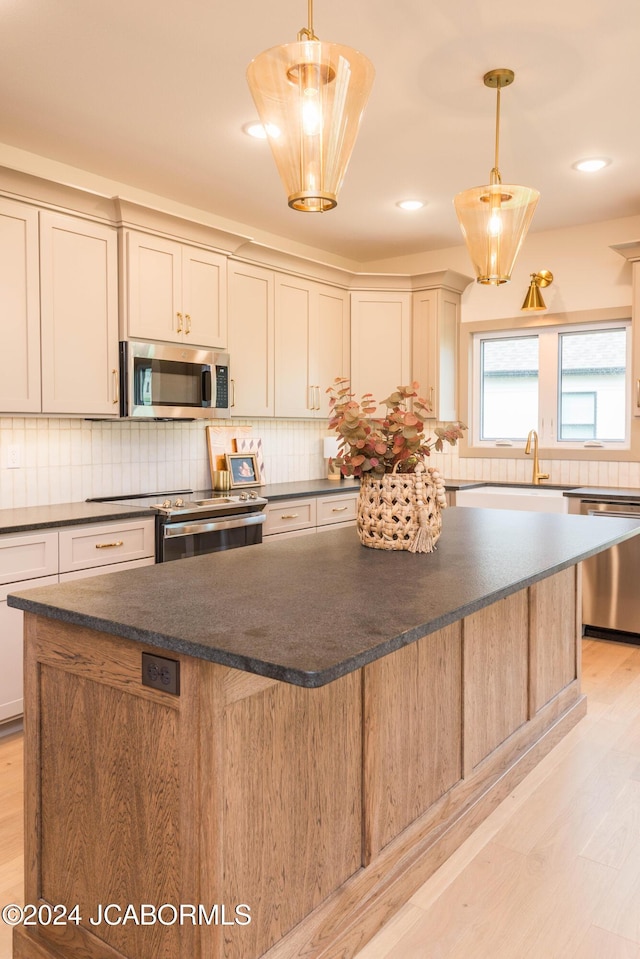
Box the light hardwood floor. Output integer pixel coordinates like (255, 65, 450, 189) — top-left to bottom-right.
(0, 638, 639, 959)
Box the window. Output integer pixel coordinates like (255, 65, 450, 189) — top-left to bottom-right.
(472, 322, 630, 449)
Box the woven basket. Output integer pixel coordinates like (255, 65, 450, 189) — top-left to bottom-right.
(356, 463, 444, 553)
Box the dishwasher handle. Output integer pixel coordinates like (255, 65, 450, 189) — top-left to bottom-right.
(585, 507, 640, 520)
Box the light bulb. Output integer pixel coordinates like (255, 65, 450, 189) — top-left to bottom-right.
(302, 90, 322, 136)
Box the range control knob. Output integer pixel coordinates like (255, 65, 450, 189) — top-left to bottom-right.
(248, 490, 257, 499)
(162, 499, 172, 509)
(174, 497, 185, 508)
(238, 492, 248, 501)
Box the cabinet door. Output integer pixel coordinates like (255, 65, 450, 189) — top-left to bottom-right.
(126, 231, 182, 342)
(182, 247, 228, 349)
(313, 285, 350, 418)
(350, 291, 411, 415)
(0, 198, 41, 413)
(228, 262, 274, 416)
(412, 288, 460, 421)
(0, 575, 58, 723)
(275, 276, 314, 417)
(40, 212, 119, 415)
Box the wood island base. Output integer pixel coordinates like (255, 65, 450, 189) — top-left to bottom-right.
(15, 566, 584, 959)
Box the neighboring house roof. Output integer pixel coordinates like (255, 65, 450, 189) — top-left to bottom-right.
(483, 332, 626, 376)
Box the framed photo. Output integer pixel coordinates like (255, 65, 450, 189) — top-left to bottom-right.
(225, 452, 261, 489)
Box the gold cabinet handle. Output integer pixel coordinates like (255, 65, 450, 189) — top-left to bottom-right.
(636, 378, 640, 409)
(95, 541, 124, 549)
(185, 314, 191, 334)
(176, 311, 183, 333)
(112, 368, 119, 405)
(332, 506, 348, 512)
(308, 386, 315, 411)
(281, 514, 299, 519)
(315, 386, 321, 410)
(231, 379, 236, 408)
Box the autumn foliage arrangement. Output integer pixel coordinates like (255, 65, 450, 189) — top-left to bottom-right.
(327, 379, 466, 479)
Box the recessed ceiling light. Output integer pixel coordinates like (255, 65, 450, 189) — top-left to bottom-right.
(572, 157, 611, 173)
(243, 122, 281, 140)
(396, 199, 425, 211)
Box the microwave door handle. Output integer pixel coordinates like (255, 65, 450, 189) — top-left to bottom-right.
(202, 368, 212, 405)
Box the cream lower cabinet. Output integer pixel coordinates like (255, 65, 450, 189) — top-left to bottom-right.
(0, 518, 155, 724)
(0, 198, 41, 413)
(350, 291, 411, 414)
(40, 211, 120, 416)
(123, 231, 227, 349)
(275, 276, 349, 418)
(263, 492, 358, 539)
(227, 261, 275, 416)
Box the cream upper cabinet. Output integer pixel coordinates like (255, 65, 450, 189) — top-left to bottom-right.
(350, 291, 411, 414)
(0, 198, 41, 413)
(412, 287, 461, 421)
(275, 276, 349, 418)
(39, 211, 120, 416)
(124, 231, 227, 349)
(227, 261, 275, 417)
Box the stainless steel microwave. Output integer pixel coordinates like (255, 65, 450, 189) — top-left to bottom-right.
(119, 341, 230, 419)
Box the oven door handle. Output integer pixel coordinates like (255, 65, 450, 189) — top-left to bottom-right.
(162, 513, 266, 539)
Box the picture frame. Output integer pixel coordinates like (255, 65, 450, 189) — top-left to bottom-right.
(225, 452, 261, 489)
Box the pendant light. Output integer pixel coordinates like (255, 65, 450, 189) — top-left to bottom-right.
(454, 69, 539, 285)
(246, 0, 374, 212)
(521, 270, 553, 311)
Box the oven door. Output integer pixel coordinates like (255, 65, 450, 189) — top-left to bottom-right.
(159, 513, 265, 562)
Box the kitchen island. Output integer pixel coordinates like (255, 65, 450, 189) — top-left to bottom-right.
(8, 507, 640, 959)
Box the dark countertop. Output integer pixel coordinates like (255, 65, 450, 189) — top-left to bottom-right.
(562, 487, 640, 503)
(9, 507, 640, 688)
(260, 478, 361, 500)
(0, 501, 152, 535)
(2, 481, 639, 536)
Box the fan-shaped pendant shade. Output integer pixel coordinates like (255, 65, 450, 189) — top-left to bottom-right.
(247, 39, 374, 212)
(454, 183, 540, 285)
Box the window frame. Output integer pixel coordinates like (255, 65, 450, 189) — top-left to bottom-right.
(471, 320, 630, 451)
(458, 307, 638, 462)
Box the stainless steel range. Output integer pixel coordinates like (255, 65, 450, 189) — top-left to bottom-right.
(89, 489, 267, 563)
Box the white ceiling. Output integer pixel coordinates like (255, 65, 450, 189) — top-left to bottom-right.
(0, 0, 639, 264)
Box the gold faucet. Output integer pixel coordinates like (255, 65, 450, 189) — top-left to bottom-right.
(525, 429, 549, 485)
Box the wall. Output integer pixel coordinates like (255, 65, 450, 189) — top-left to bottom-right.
(0, 418, 328, 510)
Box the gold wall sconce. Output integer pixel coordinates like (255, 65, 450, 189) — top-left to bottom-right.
(521, 270, 553, 311)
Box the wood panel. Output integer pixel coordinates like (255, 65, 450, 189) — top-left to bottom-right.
(221, 671, 362, 959)
(529, 567, 578, 713)
(363, 624, 462, 860)
(463, 591, 529, 773)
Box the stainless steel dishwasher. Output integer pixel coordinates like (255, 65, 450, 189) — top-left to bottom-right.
(577, 499, 640, 643)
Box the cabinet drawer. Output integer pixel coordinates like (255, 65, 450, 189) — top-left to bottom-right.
(316, 493, 358, 526)
(59, 556, 155, 582)
(0, 531, 58, 585)
(59, 519, 155, 573)
(263, 498, 316, 535)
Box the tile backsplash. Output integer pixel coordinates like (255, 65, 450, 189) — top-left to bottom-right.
(0, 416, 637, 511)
(0, 418, 328, 510)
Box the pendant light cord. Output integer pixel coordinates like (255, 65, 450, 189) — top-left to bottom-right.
(490, 85, 502, 185)
(298, 0, 318, 40)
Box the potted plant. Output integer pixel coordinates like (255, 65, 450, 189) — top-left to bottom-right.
(327, 379, 466, 552)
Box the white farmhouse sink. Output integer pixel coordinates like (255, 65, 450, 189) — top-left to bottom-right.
(455, 485, 570, 513)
